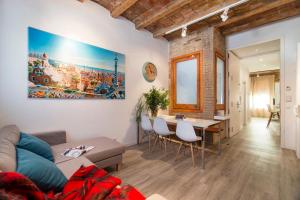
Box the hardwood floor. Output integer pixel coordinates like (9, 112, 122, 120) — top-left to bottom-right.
(113, 118, 300, 200)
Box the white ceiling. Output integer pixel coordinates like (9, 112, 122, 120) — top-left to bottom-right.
(232, 39, 280, 72)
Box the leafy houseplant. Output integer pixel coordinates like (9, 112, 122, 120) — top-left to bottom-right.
(135, 96, 146, 123)
(144, 87, 169, 117)
(135, 96, 147, 144)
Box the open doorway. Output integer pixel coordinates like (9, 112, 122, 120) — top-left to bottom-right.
(228, 39, 281, 137)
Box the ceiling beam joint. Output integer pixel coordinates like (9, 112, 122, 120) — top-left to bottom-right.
(111, 0, 139, 18)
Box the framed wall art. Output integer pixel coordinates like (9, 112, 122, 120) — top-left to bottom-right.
(28, 27, 125, 99)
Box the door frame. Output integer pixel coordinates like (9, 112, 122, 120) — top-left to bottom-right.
(226, 37, 285, 148)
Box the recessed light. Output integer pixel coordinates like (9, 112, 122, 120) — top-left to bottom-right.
(259, 58, 263, 62)
(220, 8, 229, 22)
(181, 26, 187, 38)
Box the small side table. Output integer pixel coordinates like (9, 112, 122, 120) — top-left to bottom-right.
(214, 115, 230, 138)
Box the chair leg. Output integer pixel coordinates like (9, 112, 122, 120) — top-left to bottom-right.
(190, 143, 195, 167)
(116, 163, 121, 171)
(148, 133, 151, 152)
(159, 137, 163, 149)
(164, 137, 167, 153)
(267, 113, 273, 128)
(152, 134, 159, 152)
(277, 112, 280, 119)
(141, 132, 145, 144)
(175, 143, 183, 161)
(218, 132, 221, 156)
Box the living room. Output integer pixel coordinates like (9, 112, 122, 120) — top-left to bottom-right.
(1, 0, 300, 199)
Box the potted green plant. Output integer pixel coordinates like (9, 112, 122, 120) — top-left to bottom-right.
(144, 87, 169, 117)
(135, 96, 146, 144)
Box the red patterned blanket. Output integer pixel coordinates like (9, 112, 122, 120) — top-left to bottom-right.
(0, 165, 145, 200)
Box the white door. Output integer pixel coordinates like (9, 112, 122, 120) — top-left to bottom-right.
(296, 43, 300, 158)
(228, 51, 241, 137)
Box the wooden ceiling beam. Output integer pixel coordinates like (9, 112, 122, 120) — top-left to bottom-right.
(111, 0, 139, 18)
(216, 0, 297, 28)
(153, 0, 241, 38)
(134, 0, 194, 30)
(222, 5, 300, 35)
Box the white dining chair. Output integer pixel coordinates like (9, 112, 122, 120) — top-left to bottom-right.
(175, 120, 202, 167)
(153, 117, 175, 153)
(141, 114, 155, 151)
(267, 104, 280, 128)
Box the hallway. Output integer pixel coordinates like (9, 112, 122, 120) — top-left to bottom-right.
(113, 118, 300, 200)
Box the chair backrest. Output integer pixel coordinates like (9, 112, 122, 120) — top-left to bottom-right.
(176, 120, 197, 142)
(267, 104, 272, 112)
(153, 117, 170, 136)
(141, 114, 153, 132)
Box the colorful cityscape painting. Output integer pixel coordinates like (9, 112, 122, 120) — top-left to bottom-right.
(28, 27, 125, 99)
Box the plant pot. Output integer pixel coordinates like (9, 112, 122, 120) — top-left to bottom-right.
(151, 109, 158, 118)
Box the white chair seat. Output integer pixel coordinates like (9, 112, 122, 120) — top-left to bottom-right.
(161, 131, 175, 136)
(175, 120, 201, 167)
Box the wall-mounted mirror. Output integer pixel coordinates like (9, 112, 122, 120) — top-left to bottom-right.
(170, 51, 203, 113)
(215, 52, 226, 110)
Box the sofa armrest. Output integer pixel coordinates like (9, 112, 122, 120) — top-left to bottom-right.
(32, 130, 66, 146)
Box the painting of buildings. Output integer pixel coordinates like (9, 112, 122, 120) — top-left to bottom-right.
(28, 27, 125, 99)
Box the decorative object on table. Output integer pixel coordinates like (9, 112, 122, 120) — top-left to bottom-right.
(144, 87, 169, 117)
(142, 62, 157, 82)
(175, 114, 185, 120)
(28, 27, 125, 99)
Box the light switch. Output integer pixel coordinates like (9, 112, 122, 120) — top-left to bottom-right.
(286, 96, 292, 102)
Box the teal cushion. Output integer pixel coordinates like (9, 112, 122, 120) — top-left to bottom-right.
(17, 132, 54, 162)
(16, 148, 67, 192)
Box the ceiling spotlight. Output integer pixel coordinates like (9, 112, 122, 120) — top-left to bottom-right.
(257, 74, 260, 78)
(221, 8, 229, 22)
(181, 26, 187, 38)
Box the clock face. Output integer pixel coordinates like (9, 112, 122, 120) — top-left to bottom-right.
(143, 62, 157, 82)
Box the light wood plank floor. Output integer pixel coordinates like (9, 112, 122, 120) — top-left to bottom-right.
(113, 118, 300, 200)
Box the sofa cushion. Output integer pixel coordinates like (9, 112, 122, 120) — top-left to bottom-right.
(16, 148, 67, 192)
(0, 125, 20, 145)
(51, 137, 125, 164)
(56, 157, 94, 179)
(0, 139, 16, 172)
(17, 132, 54, 162)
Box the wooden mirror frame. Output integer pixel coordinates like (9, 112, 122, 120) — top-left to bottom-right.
(170, 51, 203, 113)
(215, 51, 226, 111)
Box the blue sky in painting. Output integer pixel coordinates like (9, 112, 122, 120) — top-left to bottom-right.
(28, 27, 125, 72)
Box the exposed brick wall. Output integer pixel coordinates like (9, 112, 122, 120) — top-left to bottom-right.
(168, 27, 225, 119)
(214, 28, 226, 56)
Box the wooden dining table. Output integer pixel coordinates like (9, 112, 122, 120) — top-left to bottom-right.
(158, 115, 221, 169)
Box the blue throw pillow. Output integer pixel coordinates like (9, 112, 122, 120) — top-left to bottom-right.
(16, 148, 67, 192)
(17, 132, 54, 162)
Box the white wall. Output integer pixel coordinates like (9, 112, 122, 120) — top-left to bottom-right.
(0, 0, 169, 145)
(227, 16, 300, 150)
(296, 44, 300, 158)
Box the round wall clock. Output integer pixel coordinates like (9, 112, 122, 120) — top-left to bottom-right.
(142, 62, 157, 82)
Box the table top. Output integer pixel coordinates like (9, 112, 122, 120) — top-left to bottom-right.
(158, 114, 220, 128)
(214, 115, 230, 121)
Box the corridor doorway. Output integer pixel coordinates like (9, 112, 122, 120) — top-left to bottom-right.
(228, 39, 281, 137)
